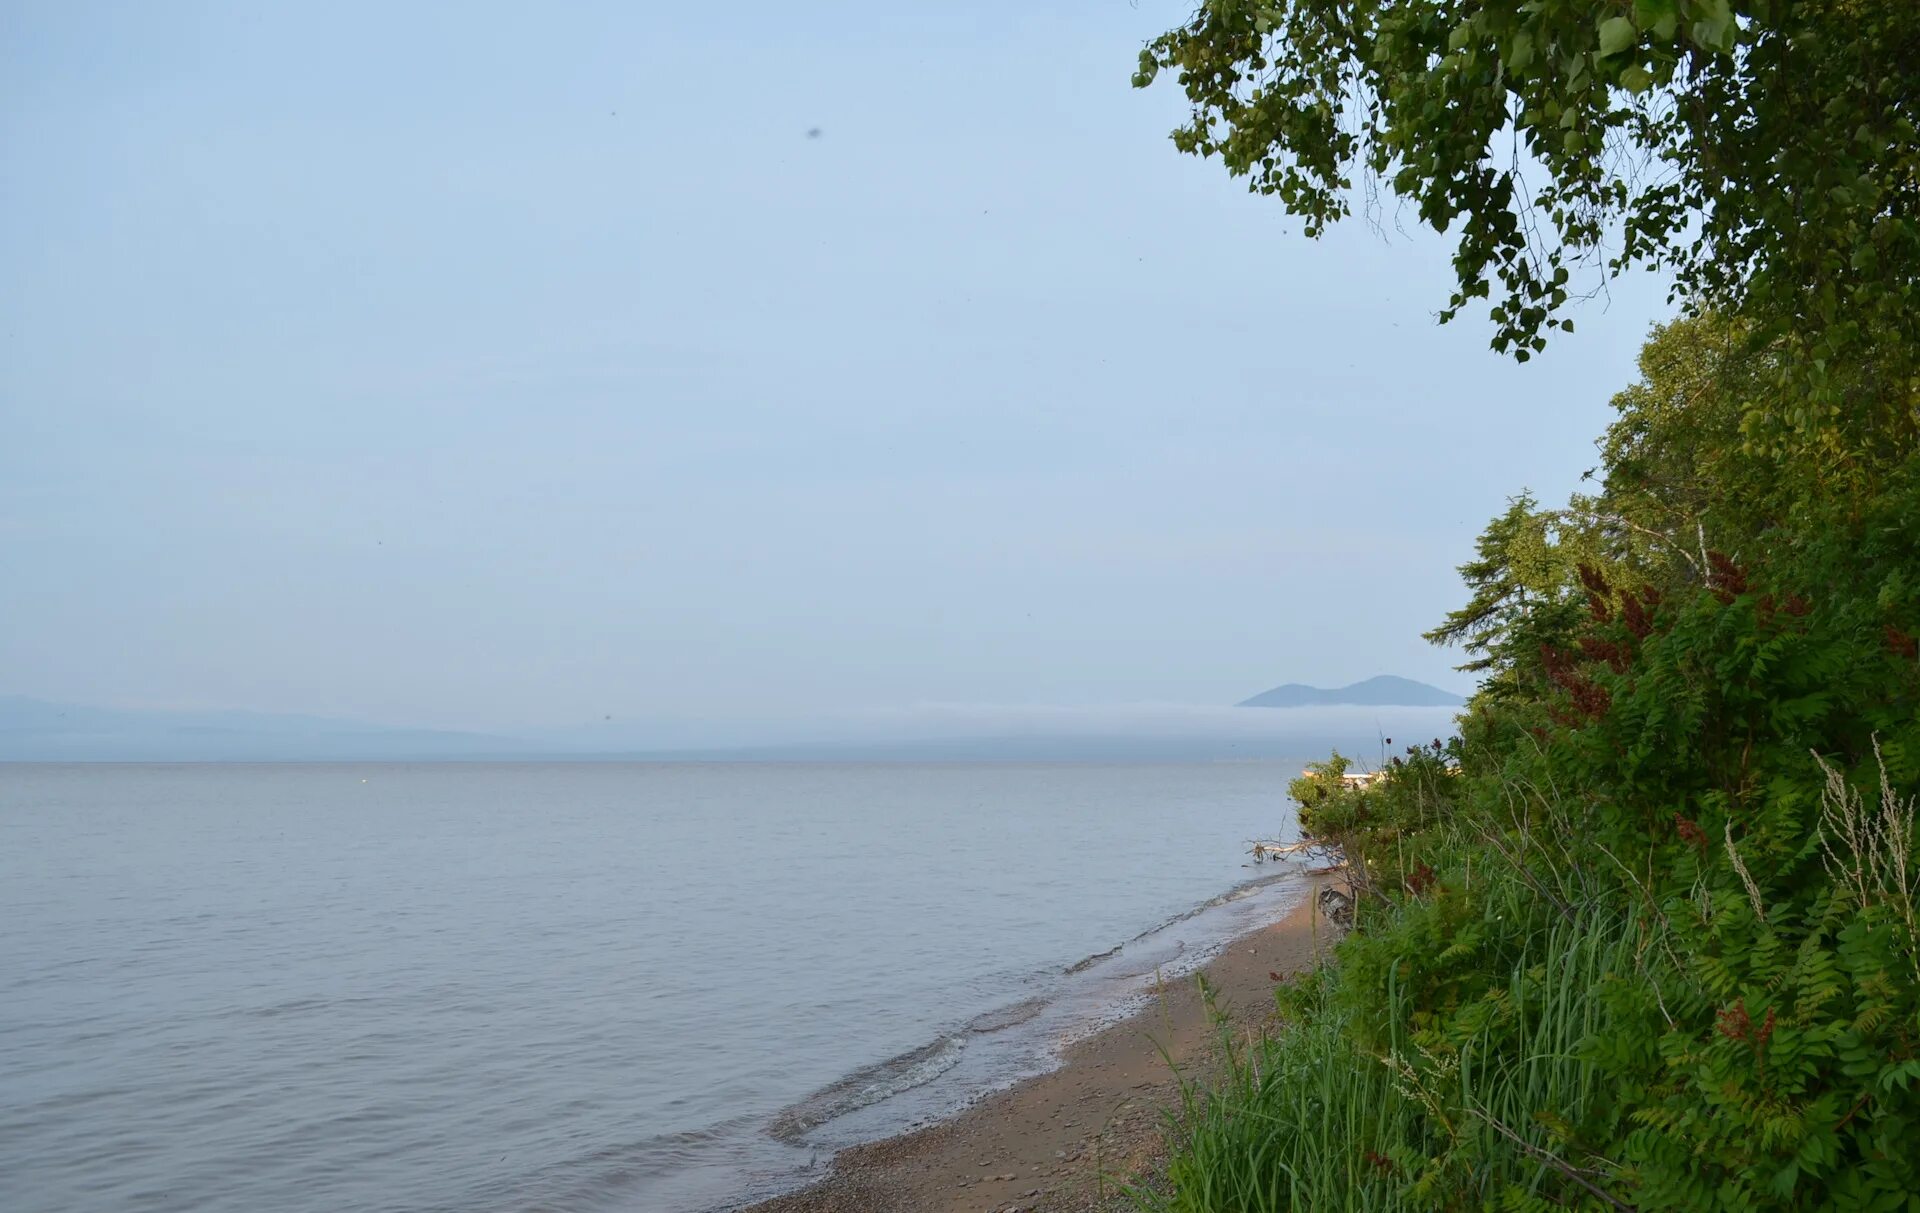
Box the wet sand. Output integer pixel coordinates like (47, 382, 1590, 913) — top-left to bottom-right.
(742, 875, 1338, 1213)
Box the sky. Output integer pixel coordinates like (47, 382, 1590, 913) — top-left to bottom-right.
(0, 1, 1673, 739)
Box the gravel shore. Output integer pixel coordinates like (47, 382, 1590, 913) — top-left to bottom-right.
(742, 875, 1339, 1213)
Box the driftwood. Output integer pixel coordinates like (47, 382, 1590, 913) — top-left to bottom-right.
(1249, 839, 1321, 862)
(1249, 838, 1355, 926)
(1317, 886, 1355, 927)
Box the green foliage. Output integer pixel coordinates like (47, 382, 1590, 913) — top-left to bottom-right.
(1143, 318, 1920, 1209)
(1289, 751, 1360, 836)
(1147, 970, 1423, 1213)
(1422, 494, 1605, 681)
(1133, 10, 1918, 1202)
(1132, 1, 1920, 380)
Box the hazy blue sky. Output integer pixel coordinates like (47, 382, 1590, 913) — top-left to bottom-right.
(1, 2, 1671, 735)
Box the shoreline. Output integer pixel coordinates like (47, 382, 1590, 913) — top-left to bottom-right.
(739, 873, 1338, 1213)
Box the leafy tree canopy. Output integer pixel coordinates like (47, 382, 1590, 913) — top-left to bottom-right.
(1133, 0, 1920, 379)
(1428, 312, 1918, 698)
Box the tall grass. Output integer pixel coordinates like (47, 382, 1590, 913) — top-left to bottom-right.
(1147, 976, 1414, 1213)
(1140, 889, 1640, 1213)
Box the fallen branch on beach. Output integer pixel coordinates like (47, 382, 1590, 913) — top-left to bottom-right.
(1249, 839, 1315, 858)
(1248, 838, 1334, 862)
(1247, 838, 1356, 926)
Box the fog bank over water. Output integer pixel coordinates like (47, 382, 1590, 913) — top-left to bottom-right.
(2, 694, 1459, 762)
(539, 702, 1463, 760)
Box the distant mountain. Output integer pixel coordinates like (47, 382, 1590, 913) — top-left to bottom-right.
(1237, 675, 1465, 709)
(0, 696, 539, 761)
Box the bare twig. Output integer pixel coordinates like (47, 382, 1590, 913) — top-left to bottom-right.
(1474, 819, 1578, 924)
(1724, 822, 1768, 923)
(1465, 1106, 1635, 1212)
(1815, 740, 1919, 981)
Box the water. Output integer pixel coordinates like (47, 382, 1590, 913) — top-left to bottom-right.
(1, 761, 1310, 1213)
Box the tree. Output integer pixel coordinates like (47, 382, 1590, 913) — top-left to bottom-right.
(1133, 0, 1920, 380)
(1423, 494, 1580, 677)
(1428, 309, 1920, 701)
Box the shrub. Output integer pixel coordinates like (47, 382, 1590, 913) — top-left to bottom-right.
(1144, 323, 1920, 1210)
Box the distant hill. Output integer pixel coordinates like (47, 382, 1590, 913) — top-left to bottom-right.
(1237, 675, 1465, 709)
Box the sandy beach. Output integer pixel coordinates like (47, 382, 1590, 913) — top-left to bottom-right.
(744, 875, 1338, 1213)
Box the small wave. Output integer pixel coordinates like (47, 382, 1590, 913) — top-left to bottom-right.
(471, 1112, 779, 1213)
(242, 996, 331, 1019)
(767, 1034, 967, 1142)
(1129, 870, 1296, 941)
(1102, 939, 1186, 980)
(966, 997, 1047, 1033)
(1063, 944, 1121, 974)
(764, 870, 1307, 1150)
